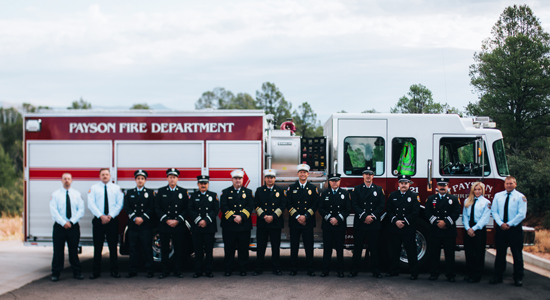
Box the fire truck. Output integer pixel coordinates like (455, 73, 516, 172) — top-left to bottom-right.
(23, 110, 531, 267)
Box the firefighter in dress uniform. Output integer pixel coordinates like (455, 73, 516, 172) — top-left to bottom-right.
(220, 169, 254, 276)
(155, 168, 189, 279)
(386, 175, 420, 280)
(349, 167, 385, 278)
(425, 178, 461, 282)
(124, 169, 155, 278)
(490, 176, 527, 287)
(50, 173, 85, 282)
(287, 164, 319, 276)
(462, 181, 491, 283)
(253, 169, 287, 276)
(188, 175, 219, 278)
(88, 168, 124, 279)
(319, 173, 350, 278)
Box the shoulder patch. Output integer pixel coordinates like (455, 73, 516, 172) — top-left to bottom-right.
(458, 198, 461, 205)
(487, 202, 491, 209)
(352, 188, 355, 192)
(382, 189, 385, 195)
(523, 196, 527, 202)
(417, 195, 420, 202)
(88, 189, 91, 193)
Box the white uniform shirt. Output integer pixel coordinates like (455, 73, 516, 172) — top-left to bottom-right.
(87, 182, 124, 218)
(491, 189, 527, 227)
(50, 187, 85, 226)
(462, 195, 491, 231)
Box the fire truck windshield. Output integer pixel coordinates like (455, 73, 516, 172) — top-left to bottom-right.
(492, 139, 510, 176)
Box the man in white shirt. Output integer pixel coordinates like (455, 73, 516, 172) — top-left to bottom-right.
(87, 168, 124, 279)
(49, 173, 85, 282)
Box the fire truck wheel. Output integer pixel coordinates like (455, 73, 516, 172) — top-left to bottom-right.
(399, 218, 429, 270)
(152, 230, 175, 263)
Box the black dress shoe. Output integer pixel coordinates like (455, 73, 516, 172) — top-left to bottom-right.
(337, 272, 345, 278)
(193, 272, 202, 278)
(205, 272, 214, 278)
(468, 278, 480, 283)
(447, 277, 455, 283)
(385, 273, 399, 277)
(111, 272, 121, 278)
(373, 273, 383, 279)
(410, 275, 418, 280)
(428, 275, 438, 281)
(89, 273, 101, 279)
(253, 271, 262, 276)
(51, 276, 59, 282)
(273, 270, 283, 276)
(174, 272, 184, 278)
(73, 274, 84, 280)
(320, 272, 329, 277)
(307, 271, 316, 277)
(514, 279, 523, 287)
(240, 271, 247, 276)
(463, 276, 471, 282)
(224, 272, 232, 277)
(289, 271, 297, 276)
(126, 272, 137, 278)
(158, 272, 169, 279)
(147, 272, 154, 278)
(489, 277, 503, 284)
(348, 272, 357, 278)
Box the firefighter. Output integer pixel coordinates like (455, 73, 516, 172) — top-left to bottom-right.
(124, 170, 154, 278)
(155, 168, 189, 279)
(348, 167, 385, 278)
(188, 175, 219, 278)
(425, 178, 461, 282)
(386, 175, 420, 280)
(49, 173, 85, 282)
(490, 176, 527, 287)
(88, 168, 124, 279)
(253, 169, 287, 276)
(287, 164, 319, 276)
(319, 173, 350, 278)
(220, 169, 254, 276)
(462, 181, 491, 283)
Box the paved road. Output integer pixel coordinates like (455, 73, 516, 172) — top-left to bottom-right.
(1, 249, 549, 299)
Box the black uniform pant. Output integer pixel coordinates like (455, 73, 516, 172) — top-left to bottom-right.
(128, 228, 153, 273)
(322, 230, 345, 272)
(494, 225, 524, 280)
(290, 227, 314, 272)
(92, 217, 119, 274)
(223, 230, 251, 272)
(351, 229, 380, 274)
(160, 231, 184, 273)
(428, 235, 456, 278)
(192, 232, 215, 273)
(389, 233, 418, 275)
(52, 223, 81, 277)
(464, 227, 487, 279)
(255, 227, 282, 272)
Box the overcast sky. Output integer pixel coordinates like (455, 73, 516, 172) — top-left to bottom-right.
(1, 0, 549, 121)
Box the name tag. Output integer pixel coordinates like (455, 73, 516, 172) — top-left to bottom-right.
(130, 195, 135, 198)
(195, 198, 200, 201)
(163, 195, 167, 197)
(293, 190, 298, 193)
(228, 197, 233, 199)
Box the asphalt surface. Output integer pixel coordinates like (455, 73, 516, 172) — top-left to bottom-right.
(1, 249, 549, 300)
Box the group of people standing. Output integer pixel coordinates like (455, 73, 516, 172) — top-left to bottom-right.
(49, 165, 527, 287)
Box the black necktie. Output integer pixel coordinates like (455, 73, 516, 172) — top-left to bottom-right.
(503, 193, 510, 223)
(66, 190, 72, 219)
(104, 185, 109, 215)
(469, 198, 477, 227)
